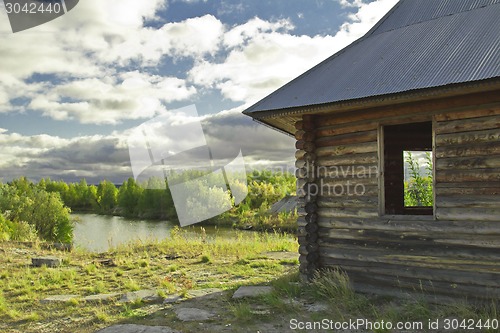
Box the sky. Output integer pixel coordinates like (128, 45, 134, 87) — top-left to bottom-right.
(0, 0, 399, 184)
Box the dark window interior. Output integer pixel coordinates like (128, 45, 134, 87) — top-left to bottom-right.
(384, 122, 433, 215)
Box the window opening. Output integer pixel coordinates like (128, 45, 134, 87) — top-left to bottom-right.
(383, 122, 433, 215)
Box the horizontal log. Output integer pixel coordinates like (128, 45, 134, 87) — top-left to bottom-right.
(316, 196, 378, 209)
(435, 114, 500, 135)
(315, 90, 500, 128)
(436, 128, 500, 146)
(317, 246, 500, 272)
(295, 120, 314, 131)
(306, 233, 319, 243)
(305, 202, 318, 214)
(434, 104, 500, 122)
(315, 122, 377, 138)
(318, 228, 500, 248)
(316, 217, 500, 235)
(436, 195, 499, 209)
(320, 257, 500, 288)
(306, 243, 319, 253)
(306, 251, 320, 262)
(318, 240, 500, 261)
(316, 163, 378, 178)
(317, 207, 379, 219)
(316, 176, 379, 187)
(436, 208, 500, 222)
(299, 245, 309, 256)
(435, 142, 500, 159)
(347, 271, 500, 299)
(435, 185, 500, 196)
(294, 130, 306, 141)
(315, 141, 378, 157)
(315, 130, 377, 147)
(295, 140, 315, 152)
(295, 150, 306, 160)
(305, 213, 319, 224)
(316, 152, 378, 167)
(305, 223, 319, 234)
(436, 169, 500, 182)
(319, 185, 379, 197)
(436, 155, 500, 170)
(296, 216, 307, 227)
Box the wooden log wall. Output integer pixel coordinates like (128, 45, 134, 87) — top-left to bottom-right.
(302, 91, 500, 299)
(435, 107, 500, 221)
(295, 115, 320, 281)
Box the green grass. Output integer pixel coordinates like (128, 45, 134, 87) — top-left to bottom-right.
(1, 234, 498, 333)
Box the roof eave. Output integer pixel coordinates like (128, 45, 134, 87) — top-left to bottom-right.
(246, 77, 500, 134)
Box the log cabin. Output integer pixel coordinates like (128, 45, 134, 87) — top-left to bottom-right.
(243, 0, 500, 299)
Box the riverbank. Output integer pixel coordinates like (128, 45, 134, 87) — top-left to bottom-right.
(1, 232, 498, 333)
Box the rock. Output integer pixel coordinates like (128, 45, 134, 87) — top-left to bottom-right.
(94, 324, 179, 333)
(119, 290, 163, 304)
(174, 308, 214, 322)
(83, 293, 121, 303)
(32, 256, 62, 268)
(163, 294, 183, 304)
(40, 295, 79, 303)
(232, 286, 273, 299)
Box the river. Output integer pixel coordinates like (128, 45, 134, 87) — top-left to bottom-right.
(72, 213, 238, 252)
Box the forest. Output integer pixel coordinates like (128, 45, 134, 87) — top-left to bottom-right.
(0, 170, 297, 243)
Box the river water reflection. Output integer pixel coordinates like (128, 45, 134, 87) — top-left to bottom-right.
(72, 213, 237, 252)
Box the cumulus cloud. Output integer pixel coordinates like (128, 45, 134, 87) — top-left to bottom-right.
(27, 72, 196, 124)
(0, 111, 295, 183)
(188, 0, 399, 104)
(0, 0, 397, 124)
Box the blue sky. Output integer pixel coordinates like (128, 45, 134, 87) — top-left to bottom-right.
(0, 0, 398, 183)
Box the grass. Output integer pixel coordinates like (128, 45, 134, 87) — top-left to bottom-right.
(0, 229, 298, 333)
(1, 232, 499, 333)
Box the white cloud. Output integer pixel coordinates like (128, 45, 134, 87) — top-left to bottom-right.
(26, 72, 196, 124)
(0, 0, 397, 126)
(0, 110, 295, 182)
(188, 0, 398, 104)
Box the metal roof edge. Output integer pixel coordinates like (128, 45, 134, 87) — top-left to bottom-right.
(250, 77, 500, 121)
(361, 0, 403, 38)
(242, 2, 403, 118)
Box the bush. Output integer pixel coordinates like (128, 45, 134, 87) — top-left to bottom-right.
(1, 179, 74, 243)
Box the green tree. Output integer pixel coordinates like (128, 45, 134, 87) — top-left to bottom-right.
(97, 180, 118, 213)
(118, 178, 143, 216)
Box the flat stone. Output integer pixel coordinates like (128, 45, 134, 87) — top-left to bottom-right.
(94, 324, 179, 333)
(232, 286, 273, 299)
(174, 308, 214, 322)
(40, 295, 79, 303)
(163, 294, 183, 304)
(83, 293, 121, 303)
(32, 256, 62, 268)
(187, 288, 224, 299)
(119, 290, 163, 304)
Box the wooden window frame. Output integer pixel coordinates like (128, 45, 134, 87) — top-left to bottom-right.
(379, 121, 435, 217)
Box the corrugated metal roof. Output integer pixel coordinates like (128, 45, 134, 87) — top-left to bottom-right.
(368, 0, 500, 36)
(244, 0, 500, 117)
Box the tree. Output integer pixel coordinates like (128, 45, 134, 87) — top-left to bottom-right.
(118, 178, 143, 216)
(97, 180, 118, 213)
